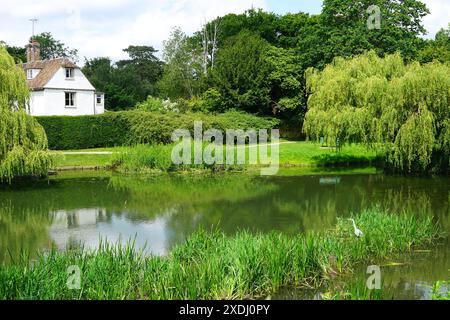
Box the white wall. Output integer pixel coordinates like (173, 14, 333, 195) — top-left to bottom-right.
(30, 89, 97, 116)
(28, 66, 105, 116)
(45, 67, 95, 91)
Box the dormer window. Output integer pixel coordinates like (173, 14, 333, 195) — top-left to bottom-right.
(66, 68, 74, 79)
(27, 69, 33, 79)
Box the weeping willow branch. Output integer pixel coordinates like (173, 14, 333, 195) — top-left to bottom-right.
(0, 46, 52, 183)
(304, 51, 450, 172)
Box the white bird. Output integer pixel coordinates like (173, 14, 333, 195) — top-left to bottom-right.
(349, 219, 364, 237)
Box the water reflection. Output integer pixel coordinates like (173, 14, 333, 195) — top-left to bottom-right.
(0, 171, 449, 299)
(49, 208, 171, 255)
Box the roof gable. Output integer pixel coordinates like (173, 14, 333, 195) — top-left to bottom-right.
(22, 58, 78, 91)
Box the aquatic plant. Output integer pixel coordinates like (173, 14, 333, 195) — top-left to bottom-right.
(431, 281, 450, 300)
(0, 208, 441, 300)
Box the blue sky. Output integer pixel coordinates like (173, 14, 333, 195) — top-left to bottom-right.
(268, 0, 323, 15)
(0, 0, 447, 62)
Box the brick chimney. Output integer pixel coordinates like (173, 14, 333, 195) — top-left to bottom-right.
(26, 40, 41, 62)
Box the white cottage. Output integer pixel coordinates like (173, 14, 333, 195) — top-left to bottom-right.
(21, 40, 105, 116)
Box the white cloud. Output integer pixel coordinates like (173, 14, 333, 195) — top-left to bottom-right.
(0, 0, 267, 62)
(422, 0, 450, 38)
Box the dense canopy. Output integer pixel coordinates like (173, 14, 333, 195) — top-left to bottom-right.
(0, 46, 51, 182)
(304, 51, 450, 172)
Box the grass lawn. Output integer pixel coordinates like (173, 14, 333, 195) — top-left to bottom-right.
(279, 142, 382, 166)
(50, 142, 382, 170)
(51, 153, 115, 168)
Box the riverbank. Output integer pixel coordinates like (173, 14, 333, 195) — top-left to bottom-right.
(0, 208, 441, 300)
(50, 142, 382, 172)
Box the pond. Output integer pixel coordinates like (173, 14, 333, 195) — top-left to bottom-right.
(0, 169, 449, 299)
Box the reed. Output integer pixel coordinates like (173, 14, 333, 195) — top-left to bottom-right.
(0, 208, 441, 300)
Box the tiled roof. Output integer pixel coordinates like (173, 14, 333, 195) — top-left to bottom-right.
(21, 58, 78, 91)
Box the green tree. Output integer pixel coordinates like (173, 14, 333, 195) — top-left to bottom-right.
(316, 0, 429, 65)
(116, 45, 163, 92)
(211, 31, 271, 114)
(0, 46, 52, 182)
(265, 46, 305, 120)
(83, 46, 164, 111)
(304, 51, 450, 173)
(418, 24, 450, 63)
(31, 32, 78, 62)
(157, 27, 203, 99)
(6, 46, 26, 64)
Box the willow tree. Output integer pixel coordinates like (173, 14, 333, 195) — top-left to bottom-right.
(304, 51, 450, 172)
(0, 46, 52, 182)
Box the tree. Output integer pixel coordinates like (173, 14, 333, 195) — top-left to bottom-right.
(117, 45, 163, 83)
(304, 51, 450, 173)
(157, 27, 203, 99)
(418, 23, 450, 63)
(316, 0, 430, 64)
(0, 46, 52, 182)
(6, 45, 26, 64)
(265, 46, 305, 119)
(83, 46, 164, 111)
(31, 32, 78, 62)
(211, 31, 271, 114)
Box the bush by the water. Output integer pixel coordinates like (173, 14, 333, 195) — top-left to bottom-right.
(36, 110, 280, 150)
(0, 209, 441, 299)
(0, 47, 52, 183)
(304, 51, 450, 173)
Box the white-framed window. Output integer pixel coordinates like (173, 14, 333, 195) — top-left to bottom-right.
(27, 69, 33, 79)
(66, 68, 74, 79)
(65, 92, 76, 107)
(96, 94, 102, 105)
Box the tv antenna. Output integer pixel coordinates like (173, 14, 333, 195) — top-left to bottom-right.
(29, 18, 38, 39)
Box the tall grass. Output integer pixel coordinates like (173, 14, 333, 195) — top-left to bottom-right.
(0, 208, 441, 300)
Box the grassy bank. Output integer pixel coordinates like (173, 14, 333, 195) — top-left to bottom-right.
(0, 209, 440, 300)
(51, 142, 382, 172)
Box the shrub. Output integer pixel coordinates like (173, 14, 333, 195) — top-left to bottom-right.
(136, 96, 180, 113)
(36, 111, 280, 150)
(35, 112, 130, 150)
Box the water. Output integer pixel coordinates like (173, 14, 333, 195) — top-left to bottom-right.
(0, 170, 449, 299)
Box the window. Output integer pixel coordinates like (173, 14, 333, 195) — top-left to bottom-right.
(27, 69, 33, 79)
(65, 92, 76, 107)
(96, 94, 102, 105)
(66, 68, 74, 79)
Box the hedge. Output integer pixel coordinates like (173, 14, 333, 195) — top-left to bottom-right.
(36, 111, 280, 150)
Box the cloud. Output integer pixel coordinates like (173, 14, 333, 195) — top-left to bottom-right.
(422, 0, 450, 38)
(0, 0, 267, 62)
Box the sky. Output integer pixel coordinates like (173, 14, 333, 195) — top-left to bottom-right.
(0, 0, 448, 63)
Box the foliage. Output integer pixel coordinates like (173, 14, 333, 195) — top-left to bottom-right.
(36, 111, 279, 150)
(0, 47, 52, 182)
(4, 45, 26, 64)
(135, 96, 180, 113)
(212, 31, 272, 113)
(418, 24, 450, 64)
(31, 32, 78, 62)
(304, 51, 450, 173)
(187, 88, 224, 113)
(431, 281, 450, 300)
(317, 0, 429, 64)
(82, 46, 164, 111)
(157, 27, 203, 99)
(35, 113, 130, 150)
(0, 209, 440, 299)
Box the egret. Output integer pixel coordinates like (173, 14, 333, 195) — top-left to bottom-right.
(349, 219, 364, 237)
